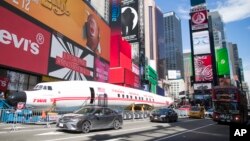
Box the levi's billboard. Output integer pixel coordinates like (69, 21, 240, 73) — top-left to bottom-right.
(5, 0, 111, 61)
(0, 6, 51, 75)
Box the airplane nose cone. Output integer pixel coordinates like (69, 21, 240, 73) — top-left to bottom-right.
(6, 92, 27, 107)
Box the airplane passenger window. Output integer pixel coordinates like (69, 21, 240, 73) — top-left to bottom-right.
(135, 96, 137, 100)
(122, 94, 124, 98)
(48, 86, 52, 90)
(43, 86, 47, 90)
(118, 94, 120, 98)
(142, 97, 144, 101)
(126, 95, 129, 99)
(130, 96, 132, 99)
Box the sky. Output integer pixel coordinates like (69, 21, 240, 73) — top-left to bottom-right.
(155, 0, 250, 87)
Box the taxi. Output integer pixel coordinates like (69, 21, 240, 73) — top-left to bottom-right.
(188, 106, 205, 119)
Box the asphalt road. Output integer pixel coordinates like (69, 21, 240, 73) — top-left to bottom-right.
(0, 118, 230, 141)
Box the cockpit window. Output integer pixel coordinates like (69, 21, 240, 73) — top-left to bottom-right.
(33, 85, 43, 90)
(33, 85, 52, 90)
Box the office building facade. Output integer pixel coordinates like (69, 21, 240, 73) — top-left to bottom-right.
(163, 12, 184, 79)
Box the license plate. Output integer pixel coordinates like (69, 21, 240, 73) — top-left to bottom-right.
(59, 123, 63, 127)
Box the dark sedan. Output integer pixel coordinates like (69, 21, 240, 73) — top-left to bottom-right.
(149, 107, 178, 123)
(56, 106, 123, 133)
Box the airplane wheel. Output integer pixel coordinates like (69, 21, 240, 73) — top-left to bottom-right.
(113, 119, 121, 130)
(82, 121, 91, 133)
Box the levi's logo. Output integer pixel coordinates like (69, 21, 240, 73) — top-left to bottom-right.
(0, 80, 7, 87)
(0, 29, 44, 55)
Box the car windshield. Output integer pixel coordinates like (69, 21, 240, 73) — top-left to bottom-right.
(74, 107, 97, 115)
(191, 106, 200, 111)
(207, 108, 213, 112)
(213, 102, 239, 114)
(152, 108, 169, 114)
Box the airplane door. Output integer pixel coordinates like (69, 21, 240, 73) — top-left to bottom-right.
(90, 88, 95, 104)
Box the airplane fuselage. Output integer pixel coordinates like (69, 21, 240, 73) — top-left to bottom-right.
(7, 81, 174, 111)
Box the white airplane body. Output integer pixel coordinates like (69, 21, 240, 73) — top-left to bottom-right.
(7, 81, 174, 111)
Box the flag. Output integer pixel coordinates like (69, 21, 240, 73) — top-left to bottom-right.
(216, 48, 230, 75)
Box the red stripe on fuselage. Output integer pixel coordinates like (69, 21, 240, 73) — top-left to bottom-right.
(52, 97, 168, 105)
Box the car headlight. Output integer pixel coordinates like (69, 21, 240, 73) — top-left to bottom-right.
(70, 118, 80, 122)
(160, 115, 166, 118)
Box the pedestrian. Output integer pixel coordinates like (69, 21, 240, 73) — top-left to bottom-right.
(0, 91, 4, 99)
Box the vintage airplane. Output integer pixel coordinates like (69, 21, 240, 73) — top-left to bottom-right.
(6, 81, 174, 111)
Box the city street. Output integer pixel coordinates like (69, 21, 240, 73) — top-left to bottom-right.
(0, 118, 230, 141)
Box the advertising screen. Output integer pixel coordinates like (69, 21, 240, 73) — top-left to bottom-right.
(0, 7, 51, 75)
(192, 30, 211, 55)
(191, 10, 208, 30)
(94, 57, 109, 82)
(121, 0, 139, 42)
(5, 0, 111, 61)
(194, 55, 213, 82)
(193, 83, 212, 90)
(216, 48, 230, 75)
(48, 34, 94, 80)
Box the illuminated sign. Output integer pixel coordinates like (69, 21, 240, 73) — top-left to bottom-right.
(48, 34, 94, 80)
(191, 10, 208, 30)
(192, 30, 211, 55)
(5, 0, 111, 61)
(194, 55, 213, 82)
(0, 7, 51, 75)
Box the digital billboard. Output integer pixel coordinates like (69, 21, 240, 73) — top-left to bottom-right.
(121, 0, 139, 42)
(193, 83, 212, 90)
(0, 6, 51, 75)
(191, 0, 206, 6)
(48, 34, 94, 80)
(194, 55, 213, 82)
(94, 57, 109, 82)
(5, 0, 111, 61)
(216, 48, 230, 76)
(192, 30, 211, 55)
(121, 0, 140, 72)
(191, 10, 208, 30)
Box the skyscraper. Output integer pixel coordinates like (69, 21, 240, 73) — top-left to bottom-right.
(227, 42, 240, 81)
(155, 6, 165, 80)
(163, 12, 184, 79)
(209, 11, 226, 47)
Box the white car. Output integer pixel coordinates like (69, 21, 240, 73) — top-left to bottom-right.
(205, 108, 214, 118)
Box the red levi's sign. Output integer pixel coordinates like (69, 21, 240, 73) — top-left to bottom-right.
(0, 7, 51, 75)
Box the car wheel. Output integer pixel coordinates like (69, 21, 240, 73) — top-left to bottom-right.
(82, 121, 91, 133)
(113, 119, 121, 130)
